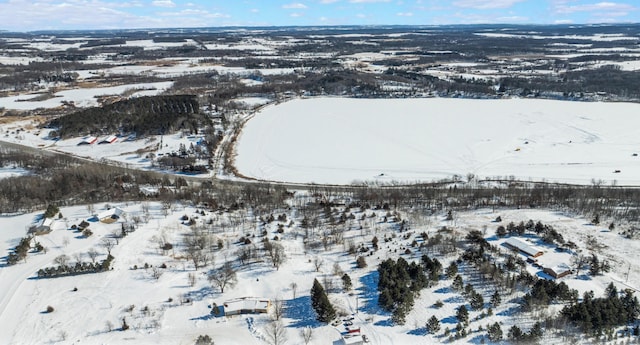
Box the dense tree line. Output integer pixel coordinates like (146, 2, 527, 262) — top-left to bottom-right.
(48, 95, 204, 138)
(0, 145, 194, 213)
(6, 237, 33, 265)
(36, 255, 114, 278)
(521, 279, 577, 311)
(559, 283, 639, 335)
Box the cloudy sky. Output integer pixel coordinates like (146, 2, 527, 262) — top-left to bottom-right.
(1, 0, 638, 31)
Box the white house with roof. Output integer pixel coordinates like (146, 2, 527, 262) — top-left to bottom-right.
(97, 207, 124, 224)
(504, 237, 544, 257)
(220, 297, 270, 316)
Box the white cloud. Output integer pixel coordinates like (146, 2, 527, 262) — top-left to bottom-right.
(282, 3, 308, 9)
(453, 0, 524, 9)
(349, 0, 392, 3)
(320, 0, 340, 3)
(554, 1, 635, 14)
(152, 0, 176, 8)
(290, 12, 304, 17)
(396, 12, 414, 16)
(0, 0, 231, 31)
(496, 15, 528, 22)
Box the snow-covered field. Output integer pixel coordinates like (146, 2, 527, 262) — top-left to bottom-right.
(0, 166, 30, 179)
(0, 201, 637, 345)
(0, 81, 173, 111)
(235, 97, 640, 185)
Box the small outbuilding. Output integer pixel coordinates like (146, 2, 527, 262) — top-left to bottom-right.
(341, 335, 365, 345)
(78, 136, 97, 145)
(544, 263, 572, 279)
(99, 135, 117, 144)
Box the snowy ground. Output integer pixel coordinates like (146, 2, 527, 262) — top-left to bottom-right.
(0, 81, 173, 111)
(234, 97, 640, 185)
(0, 201, 637, 345)
(0, 120, 211, 177)
(0, 166, 30, 179)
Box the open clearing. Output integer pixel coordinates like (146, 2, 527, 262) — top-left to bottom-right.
(234, 98, 640, 185)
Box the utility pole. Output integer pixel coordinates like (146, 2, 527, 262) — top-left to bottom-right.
(627, 263, 631, 283)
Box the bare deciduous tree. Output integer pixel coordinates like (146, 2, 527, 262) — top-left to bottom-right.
(313, 256, 323, 272)
(150, 267, 163, 280)
(290, 282, 298, 299)
(300, 326, 313, 345)
(188, 272, 197, 287)
(208, 262, 237, 293)
(87, 248, 99, 263)
(54, 254, 69, 267)
(184, 229, 213, 270)
(272, 297, 285, 321)
(264, 320, 288, 345)
(264, 241, 286, 270)
(100, 238, 116, 256)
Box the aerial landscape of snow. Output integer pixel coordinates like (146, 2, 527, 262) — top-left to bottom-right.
(2, 23, 640, 345)
(0, 201, 636, 345)
(0, 81, 174, 111)
(234, 97, 640, 185)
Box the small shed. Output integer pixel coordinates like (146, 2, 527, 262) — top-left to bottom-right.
(78, 136, 97, 145)
(99, 135, 117, 144)
(544, 263, 572, 279)
(341, 335, 365, 345)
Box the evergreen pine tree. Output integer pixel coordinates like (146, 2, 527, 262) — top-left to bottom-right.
(491, 290, 501, 307)
(426, 315, 441, 334)
(487, 322, 502, 342)
(341, 273, 352, 291)
(310, 278, 336, 323)
(456, 305, 469, 325)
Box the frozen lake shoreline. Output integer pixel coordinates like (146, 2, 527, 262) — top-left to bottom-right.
(234, 97, 640, 185)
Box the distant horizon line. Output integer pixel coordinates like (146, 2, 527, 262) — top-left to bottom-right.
(2, 22, 640, 34)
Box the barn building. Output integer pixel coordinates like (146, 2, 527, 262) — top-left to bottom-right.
(504, 238, 544, 257)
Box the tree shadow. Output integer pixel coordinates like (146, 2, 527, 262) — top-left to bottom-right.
(497, 306, 519, 316)
(441, 316, 458, 324)
(373, 318, 393, 327)
(358, 271, 384, 315)
(468, 334, 486, 344)
(434, 286, 452, 294)
(285, 295, 321, 328)
(444, 296, 464, 303)
(184, 285, 214, 303)
(408, 327, 427, 336)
